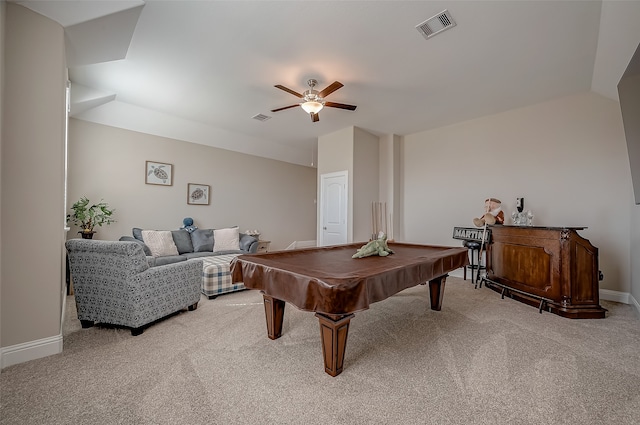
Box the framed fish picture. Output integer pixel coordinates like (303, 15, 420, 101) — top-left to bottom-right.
(145, 161, 173, 186)
(187, 183, 210, 205)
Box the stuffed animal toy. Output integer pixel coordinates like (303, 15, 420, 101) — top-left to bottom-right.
(181, 217, 198, 233)
(473, 198, 504, 227)
(352, 233, 394, 258)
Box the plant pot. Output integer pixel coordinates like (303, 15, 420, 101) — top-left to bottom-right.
(80, 231, 96, 239)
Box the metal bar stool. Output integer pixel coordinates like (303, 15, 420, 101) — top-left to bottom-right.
(462, 240, 485, 285)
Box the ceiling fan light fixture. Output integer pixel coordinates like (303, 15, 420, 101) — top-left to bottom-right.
(272, 79, 355, 120)
(301, 101, 324, 114)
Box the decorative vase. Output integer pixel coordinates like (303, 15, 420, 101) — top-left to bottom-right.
(80, 231, 96, 239)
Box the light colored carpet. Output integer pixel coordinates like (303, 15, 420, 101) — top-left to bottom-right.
(1, 277, 639, 424)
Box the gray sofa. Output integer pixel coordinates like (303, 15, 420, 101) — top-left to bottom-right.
(119, 227, 259, 266)
(66, 239, 202, 336)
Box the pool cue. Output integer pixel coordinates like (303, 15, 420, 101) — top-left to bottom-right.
(477, 199, 490, 286)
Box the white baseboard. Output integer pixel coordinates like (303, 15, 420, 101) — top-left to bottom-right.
(449, 269, 465, 279)
(1, 334, 63, 369)
(600, 289, 640, 316)
(630, 293, 640, 317)
(285, 240, 317, 250)
(599, 288, 630, 304)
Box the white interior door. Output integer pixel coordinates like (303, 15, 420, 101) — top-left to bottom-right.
(320, 171, 348, 246)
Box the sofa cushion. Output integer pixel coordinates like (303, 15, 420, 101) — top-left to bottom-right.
(142, 230, 180, 257)
(151, 255, 187, 266)
(191, 228, 214, 252)
(183, 251, 226, 259)
(213, 226, 240, 252)
(132, 227, 144, 241)
(211, 249, 244, 256)
(171, 229, 194, 254)
(119, 236, 152, 256)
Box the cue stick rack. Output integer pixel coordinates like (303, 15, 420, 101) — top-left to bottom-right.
(371, 201, 393, 241)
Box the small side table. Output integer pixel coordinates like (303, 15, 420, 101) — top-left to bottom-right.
(256, 240, 271, 253)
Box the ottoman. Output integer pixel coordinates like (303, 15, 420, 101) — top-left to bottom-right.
(199, 254, 246, 299)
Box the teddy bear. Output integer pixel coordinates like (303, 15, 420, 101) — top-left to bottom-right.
(473, 198, 504, 227)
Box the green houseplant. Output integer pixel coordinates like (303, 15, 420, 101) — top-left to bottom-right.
(67, 197, 116, 239)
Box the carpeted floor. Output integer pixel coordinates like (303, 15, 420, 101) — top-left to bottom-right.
(1, 277, 639, 424)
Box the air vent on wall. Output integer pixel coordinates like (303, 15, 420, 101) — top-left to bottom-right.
(416, 10, 456, 40)
(252, 113, 271, 122)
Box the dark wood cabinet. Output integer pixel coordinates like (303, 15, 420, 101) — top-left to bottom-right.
(485, 225, 606, 319)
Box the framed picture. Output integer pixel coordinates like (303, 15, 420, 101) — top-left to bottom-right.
(145, 161, 173, 186)
(187, 183, 210, 205)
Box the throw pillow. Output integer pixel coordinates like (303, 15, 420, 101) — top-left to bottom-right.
(141, 230, 179, 257)
(213, 226, 240, 252)
(191, 229, 214, 252)
(132, 227, 144, 241)
(171, 229, 194, 254)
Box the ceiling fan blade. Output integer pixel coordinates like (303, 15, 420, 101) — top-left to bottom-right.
(325, 101, 357, 111)
(275, 85, 303, 98)
(311, 112, 319, 122)
(318, 81, 343, 98)
(271, 104, 300, 113)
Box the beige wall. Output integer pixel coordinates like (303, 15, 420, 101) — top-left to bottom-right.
(1, 4, 66, 347)
(317, 126, 381, 243)
(317, 126, 354, 174)
(403, 92, 632, 293)
(632, 204, 640, 302)
(1, 0, 5, 346)
(619, 71, 640, 204)
(68, 119, 317, 250)
(317, 126, 354, 241)
(353, 127, 379, 242)
(379, 134, 402, 241)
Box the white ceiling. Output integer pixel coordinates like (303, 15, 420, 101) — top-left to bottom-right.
(17, 0, 640, 167)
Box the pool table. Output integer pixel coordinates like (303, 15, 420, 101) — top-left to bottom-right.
(230, 242, 469, 376)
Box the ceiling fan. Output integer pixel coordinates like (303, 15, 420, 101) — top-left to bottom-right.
(271, 79, 357, 122)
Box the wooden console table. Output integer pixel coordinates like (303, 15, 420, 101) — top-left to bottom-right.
(484, 225, 606, 319)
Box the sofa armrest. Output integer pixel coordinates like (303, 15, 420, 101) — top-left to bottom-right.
(119, 236, 152, 256)
(144, 255, 187, 267)
(123, 259, 203, 328)
(239, 233, 259, 253)
(136, 259, 202, 287)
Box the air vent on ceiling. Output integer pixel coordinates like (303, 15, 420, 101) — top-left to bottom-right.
(416, 10, 456, 40)
(252, 113, 271, 122)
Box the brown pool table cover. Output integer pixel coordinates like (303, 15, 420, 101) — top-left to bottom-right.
(230, 242, 469, 315)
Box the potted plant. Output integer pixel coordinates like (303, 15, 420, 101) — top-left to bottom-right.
(67, 197, 116, 239)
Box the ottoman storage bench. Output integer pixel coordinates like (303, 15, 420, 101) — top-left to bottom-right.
(198, 254, 246, 299)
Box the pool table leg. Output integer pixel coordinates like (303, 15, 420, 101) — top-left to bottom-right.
(262, 294, 285, 339)
(315, 313, 355, 377)
(428, 274, 448, 311)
